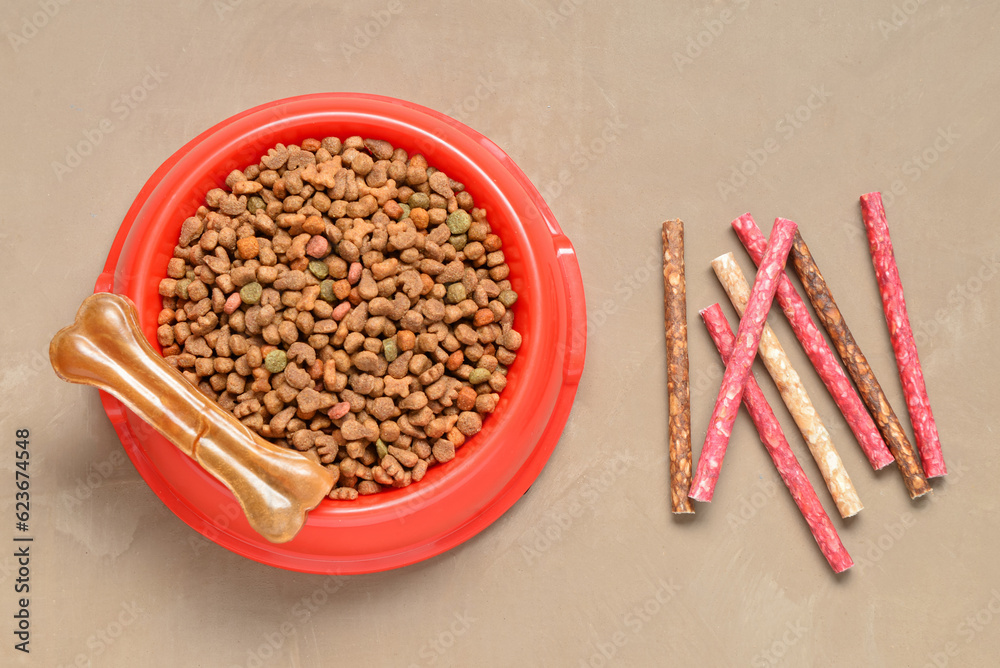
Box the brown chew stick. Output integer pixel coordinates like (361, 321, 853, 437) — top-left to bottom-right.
(731, 214, 893, 470)
(701, 304, 853, 573)
(860, 192, 946, 478)
(787, 232, 931, 499)
(662, 219, 694, 514)
(711, 253, 862, 519)
(49, 293, 336, 542)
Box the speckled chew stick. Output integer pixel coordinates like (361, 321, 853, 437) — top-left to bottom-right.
(711, 253, 862, 518)
(861, 192, 946, 478)
(689, 217, 797, 503)
(701, 304, 853, 573)
(788, 229, 931, 499)
(732, 214, 894, 471)
(662, 219, 694, 514)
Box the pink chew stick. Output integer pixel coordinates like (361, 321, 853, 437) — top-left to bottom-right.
(732, 214, 894, 471)
(860, 192, 946, 478)
(700, 304, 853, 573)
(689, 217, 797, 502)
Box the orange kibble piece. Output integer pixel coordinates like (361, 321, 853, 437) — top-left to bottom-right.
(236, 236, 260, 260)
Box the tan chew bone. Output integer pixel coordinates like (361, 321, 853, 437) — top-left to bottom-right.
(49, 292, 335, 543)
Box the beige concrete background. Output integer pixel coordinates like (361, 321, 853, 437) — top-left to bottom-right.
(3, 0, 999, 666)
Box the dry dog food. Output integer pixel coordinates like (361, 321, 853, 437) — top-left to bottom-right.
(157, 136, 522, 499)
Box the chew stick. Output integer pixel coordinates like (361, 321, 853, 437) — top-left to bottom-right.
(711, 253, 862, 518)
(662, 219, 694, 514)
(700, 304, 853, 573)
(787, 229, 931, 499)
(689, 217, 797, 502)
(732, 214, 893, 471)
(860, 192, 946, 478)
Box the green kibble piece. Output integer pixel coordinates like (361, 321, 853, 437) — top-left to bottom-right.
(446, 209, 472, 235)
(319, 279, 335, 302)
(399, 203, 411, 220)
(264, 349, 287, 373)
(240, 281, 263, 305)
(498, 289, 518, 307)
(175, 278, 192, 300)
(469, 368, 491, 385)
(383, 338, 398, 362)
(375, 438, 388, 460)
(308, 260, 329, 279)
(446, 283, 467, 304)
(409, 192, 430, 209)
(247, 195, 265, 214)
(449, 234, 468, 251)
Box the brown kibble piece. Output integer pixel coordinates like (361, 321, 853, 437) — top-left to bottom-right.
(432, 439, 456, 463)
(159, 138, 521, 499)
(236, 236, 260, 260)
(455, 411, 482, 436)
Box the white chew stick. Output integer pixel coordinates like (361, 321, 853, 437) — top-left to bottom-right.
(711, 253, 862, 518)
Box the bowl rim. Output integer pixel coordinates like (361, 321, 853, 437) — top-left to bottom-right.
(96, 92, 586, 573)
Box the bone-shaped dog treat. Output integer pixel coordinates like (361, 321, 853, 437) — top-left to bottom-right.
(49, 292, 335, 543)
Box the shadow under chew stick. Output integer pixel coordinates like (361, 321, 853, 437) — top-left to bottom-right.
(711, 252, 862, 519)
(662, 219, 694, 514)
(860, 192, 946, 478)
(689, 217, 797, 503)
(788, 229, 931, 499)
(700, 304, 853, 573)
(731, 214, 893, 471)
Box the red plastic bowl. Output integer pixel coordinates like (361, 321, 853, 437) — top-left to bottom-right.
(96, 93, 586, 574)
